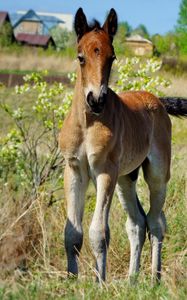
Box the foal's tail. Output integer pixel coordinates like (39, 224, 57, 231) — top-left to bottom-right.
(159, 97, 187, 117)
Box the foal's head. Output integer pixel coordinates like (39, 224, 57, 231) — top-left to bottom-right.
(74, 8, 118, 115)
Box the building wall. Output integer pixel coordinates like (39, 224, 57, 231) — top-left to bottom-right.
(125, 41, 153, 56)
(14, 21, 43, 35)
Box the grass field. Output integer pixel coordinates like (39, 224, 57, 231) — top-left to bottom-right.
(0, 48, 76, 74)
(0, 74, 186, 299)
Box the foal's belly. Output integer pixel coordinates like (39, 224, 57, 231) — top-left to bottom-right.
(118, 150, 148, 176)
(85, 136, 150, 178)
(118, 138, 151, 176)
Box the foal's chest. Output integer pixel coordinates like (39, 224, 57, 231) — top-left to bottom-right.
(60, 116, 115, 166)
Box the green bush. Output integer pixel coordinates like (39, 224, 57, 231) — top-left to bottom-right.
(114, 57, 170, 95)
(0, 22, 14, 47)
(0, 71, 72, 199)
(152, 33, 179, 56)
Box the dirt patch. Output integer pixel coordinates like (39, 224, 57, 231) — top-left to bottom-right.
(0, 73, 71, 87)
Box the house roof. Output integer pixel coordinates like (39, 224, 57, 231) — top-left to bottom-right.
(126, 34, 152, 45)
(11, 9, 64, 34)
(9, 13, 21, 26)
(16, 33, 55, 46)
(36, 12, 73, 31)
(0, 11, 10, 26)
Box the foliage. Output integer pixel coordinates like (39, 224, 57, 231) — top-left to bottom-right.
(114, 22, 133, 56)
(177, 0, 187, 32)
(114, 57, 170, 95)
(0, 71, 72, 199)
(152, 33, 179, 56)
(0, 22, 14, 47)
(50, 26, 76, 51)
(132, 24, 150, 39)
(119, 21, 132, 37)
(50, 26, 69, 50)
(176, 32, 187, 55)
(176, 0, 187, 55)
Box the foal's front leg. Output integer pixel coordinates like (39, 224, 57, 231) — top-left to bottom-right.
(89, 163, 117, 282)
(64, 160, 89, 276)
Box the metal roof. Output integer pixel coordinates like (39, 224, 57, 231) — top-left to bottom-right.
(36, 12, 73, 31)
(9, 13, 21, 26)
(16, 33, 55, 46)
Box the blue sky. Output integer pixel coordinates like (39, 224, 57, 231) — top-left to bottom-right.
(0, 0, 181, 35)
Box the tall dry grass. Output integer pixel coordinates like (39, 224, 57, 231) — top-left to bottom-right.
(0, 49, 76, 73)
(162, 73, 187, 97)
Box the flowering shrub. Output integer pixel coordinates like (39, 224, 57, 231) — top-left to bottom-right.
(114, 57, 170, 95)
(0, 71, 72, 199)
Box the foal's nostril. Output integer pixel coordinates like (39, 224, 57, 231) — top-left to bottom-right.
(87, 91, 95, 107)
(86, 91, 106, 114)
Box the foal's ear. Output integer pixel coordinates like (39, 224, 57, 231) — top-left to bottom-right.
(74, 7, 89, 42)
(102, 8, 118, 41)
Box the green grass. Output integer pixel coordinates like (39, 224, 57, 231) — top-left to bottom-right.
(0, 86, 187, 299)
(0, 276, 174, 300)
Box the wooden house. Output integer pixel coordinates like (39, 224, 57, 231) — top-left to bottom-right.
(125, 34, 153, 56)
(12, 9, 64, 36)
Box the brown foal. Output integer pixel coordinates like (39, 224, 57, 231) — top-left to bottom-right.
(59, 8, 187, 283)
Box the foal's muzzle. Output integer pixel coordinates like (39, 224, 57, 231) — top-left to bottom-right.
(86, 86, 108, 115)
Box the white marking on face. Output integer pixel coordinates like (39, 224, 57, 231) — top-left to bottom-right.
(84, 83, 100, 99)
(84, 83, 108, 100)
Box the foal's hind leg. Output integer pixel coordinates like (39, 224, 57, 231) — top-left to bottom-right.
(143, 156, 169, 283)
(64, 159, 89, 276)
(116, 170, 146, 280)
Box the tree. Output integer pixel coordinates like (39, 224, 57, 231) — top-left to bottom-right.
(0, 22, 14, 47)
(152, 33, 179, 56)
(132, 24, 150, 39)
(114, 21, 132, 55)
(50, 26, 69, 49)
(119, 21, 132, 37)
(177, 0, 187, 32)
(50, 26, 76, 52)
(176, 0, 187, 54)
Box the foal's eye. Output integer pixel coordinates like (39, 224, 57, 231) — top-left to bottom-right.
(94, 47, 100, 55)
(77, 54, 85, 65)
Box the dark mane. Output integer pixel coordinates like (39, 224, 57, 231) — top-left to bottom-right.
(88, 19, 102, 31)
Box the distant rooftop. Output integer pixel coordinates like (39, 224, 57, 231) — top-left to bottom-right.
(10, 9, 65, 35)
(16, 10, 73, 31)
(16, 33, 55, 47)
(35, 11, 73, 31)
(126, 34, 152, 44)
(0, 11, 10, 26)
